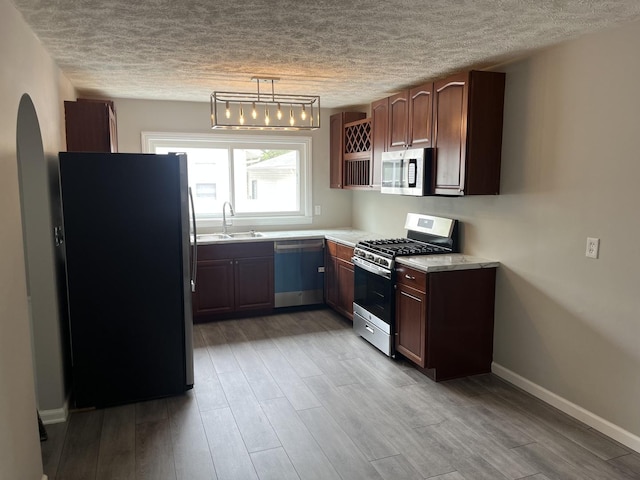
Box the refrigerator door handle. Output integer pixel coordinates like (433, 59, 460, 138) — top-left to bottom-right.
(189, 187, 197, 292)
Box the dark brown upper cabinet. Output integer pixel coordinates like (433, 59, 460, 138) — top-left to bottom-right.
(387, 82, 434, 151)
(64, 99, 118, 153)
(329, 111, 367, 189)
(388, 90, 409, 149)
(432, 70, 505, 196)
(370, 97, 389, 190)
(372, 70, 505, 196)
(408, 83, 434, 148)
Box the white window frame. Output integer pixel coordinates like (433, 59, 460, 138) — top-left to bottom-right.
(142, 131, 313, 228)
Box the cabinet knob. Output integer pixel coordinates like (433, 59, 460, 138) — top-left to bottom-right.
(405, 274, 416, 280)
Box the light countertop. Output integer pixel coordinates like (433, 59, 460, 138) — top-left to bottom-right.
(194, 228, 376, 247)
(194, 229, 499, 272)
(396, 254, 499, 273)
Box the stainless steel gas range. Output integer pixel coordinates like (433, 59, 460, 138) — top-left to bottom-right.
(352, 213, 459, 356)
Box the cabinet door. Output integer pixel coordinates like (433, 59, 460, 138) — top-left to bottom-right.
(325, 252, 339, 310)
(433, 72, 469, 195)
(336, 259, 354, 320)
(64, 99, 118, 153)
(395, 283, 427, 367)
(388, 91, 409, 150)
(234, 256, 274, 311)
(408, 83, 434, 148)
(330, 112, 366, 189)
(193, 259, 234, 316)
(329, 113, 345, 189)
(370, 97, 388, 189)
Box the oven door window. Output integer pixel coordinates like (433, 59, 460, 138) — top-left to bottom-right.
(353, 264, 394, 326)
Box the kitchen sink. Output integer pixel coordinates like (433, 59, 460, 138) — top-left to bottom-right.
(196, 233, 231, 240)
(196, 231, 264, 241)
(226, 231, 264, 238)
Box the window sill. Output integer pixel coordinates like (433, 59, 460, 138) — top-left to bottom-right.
(196, 215, 313, 230)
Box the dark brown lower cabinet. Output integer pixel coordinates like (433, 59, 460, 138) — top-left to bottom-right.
(395, 282, 427, 367)
(194, 259, 235, 316)
(325, 240, 354, 321)
(395, 264, 496, 381)
(193, 242, 274, 321)
(234, 256, 274, 312)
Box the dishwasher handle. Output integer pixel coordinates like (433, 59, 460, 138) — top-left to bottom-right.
(274, 240, 325, 252)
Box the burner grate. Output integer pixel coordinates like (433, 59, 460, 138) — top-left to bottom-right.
(359, 238, 450, 258)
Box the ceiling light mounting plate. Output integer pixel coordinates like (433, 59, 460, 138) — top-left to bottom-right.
(211, 76, 320, 130)
(251, 76, 280, 83)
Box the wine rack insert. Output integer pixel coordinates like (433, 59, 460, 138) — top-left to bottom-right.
(343, 118, 371, 188)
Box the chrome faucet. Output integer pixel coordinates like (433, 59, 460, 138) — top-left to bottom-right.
(222, 201, 235, 234)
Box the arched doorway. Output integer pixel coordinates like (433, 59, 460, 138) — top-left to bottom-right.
(16, 94, 68, 422)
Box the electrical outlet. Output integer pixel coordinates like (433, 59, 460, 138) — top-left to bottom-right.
(585, 237, 600, 259)
(314, 205, 321, 215)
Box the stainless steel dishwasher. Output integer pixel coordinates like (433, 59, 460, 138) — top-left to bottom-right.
(274, 239, 325, 308)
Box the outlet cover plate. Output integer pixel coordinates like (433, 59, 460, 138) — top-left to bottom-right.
(586, 237, 600, 259)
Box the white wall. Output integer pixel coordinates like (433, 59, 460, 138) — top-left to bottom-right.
(0, 0, 75, 477)
(114, 98, 354, 231)
(353, 21, 640, 446)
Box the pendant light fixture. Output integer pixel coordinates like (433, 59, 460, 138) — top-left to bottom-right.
(211, 77, 320, 130)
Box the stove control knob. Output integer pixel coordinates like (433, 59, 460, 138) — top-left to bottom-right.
(366, 253, 374, 260)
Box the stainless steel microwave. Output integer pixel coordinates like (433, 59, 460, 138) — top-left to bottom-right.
(380, 148, 432, 196)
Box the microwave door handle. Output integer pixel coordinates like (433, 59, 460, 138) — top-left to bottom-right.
(407, 159, 417, 187)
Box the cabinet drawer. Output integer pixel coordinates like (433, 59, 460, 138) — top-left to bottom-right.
(197, 241, 274, 261)
(326, 240, 354, 263)
(395, 265, 427, 292)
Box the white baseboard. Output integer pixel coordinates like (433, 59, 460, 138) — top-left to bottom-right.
(42, 475, 48, 480)
(38, 399, 68, 425)
(492, 362, 640, 454)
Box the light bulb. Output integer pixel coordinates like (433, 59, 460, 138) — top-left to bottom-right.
(301, 105, 307, 121)
(276, 103, 282, 120)
(225, 101, 231, 119)
(289, 107, 295, 126)
(264, 107, 270, 125)
(239, 105, 245, 125)
(251, 102, 257, 119)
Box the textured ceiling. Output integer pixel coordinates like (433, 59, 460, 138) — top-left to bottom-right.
(9, 0, 640, 108)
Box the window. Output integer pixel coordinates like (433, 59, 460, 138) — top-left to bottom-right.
(142, 132, 312, 227)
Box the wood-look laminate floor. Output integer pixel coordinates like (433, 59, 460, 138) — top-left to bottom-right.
(42, 308, 640, 480)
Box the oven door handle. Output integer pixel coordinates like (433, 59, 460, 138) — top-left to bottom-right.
(352, 256, 392, 279)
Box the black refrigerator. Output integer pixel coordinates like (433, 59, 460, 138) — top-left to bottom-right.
(59, 151, 194, 408)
